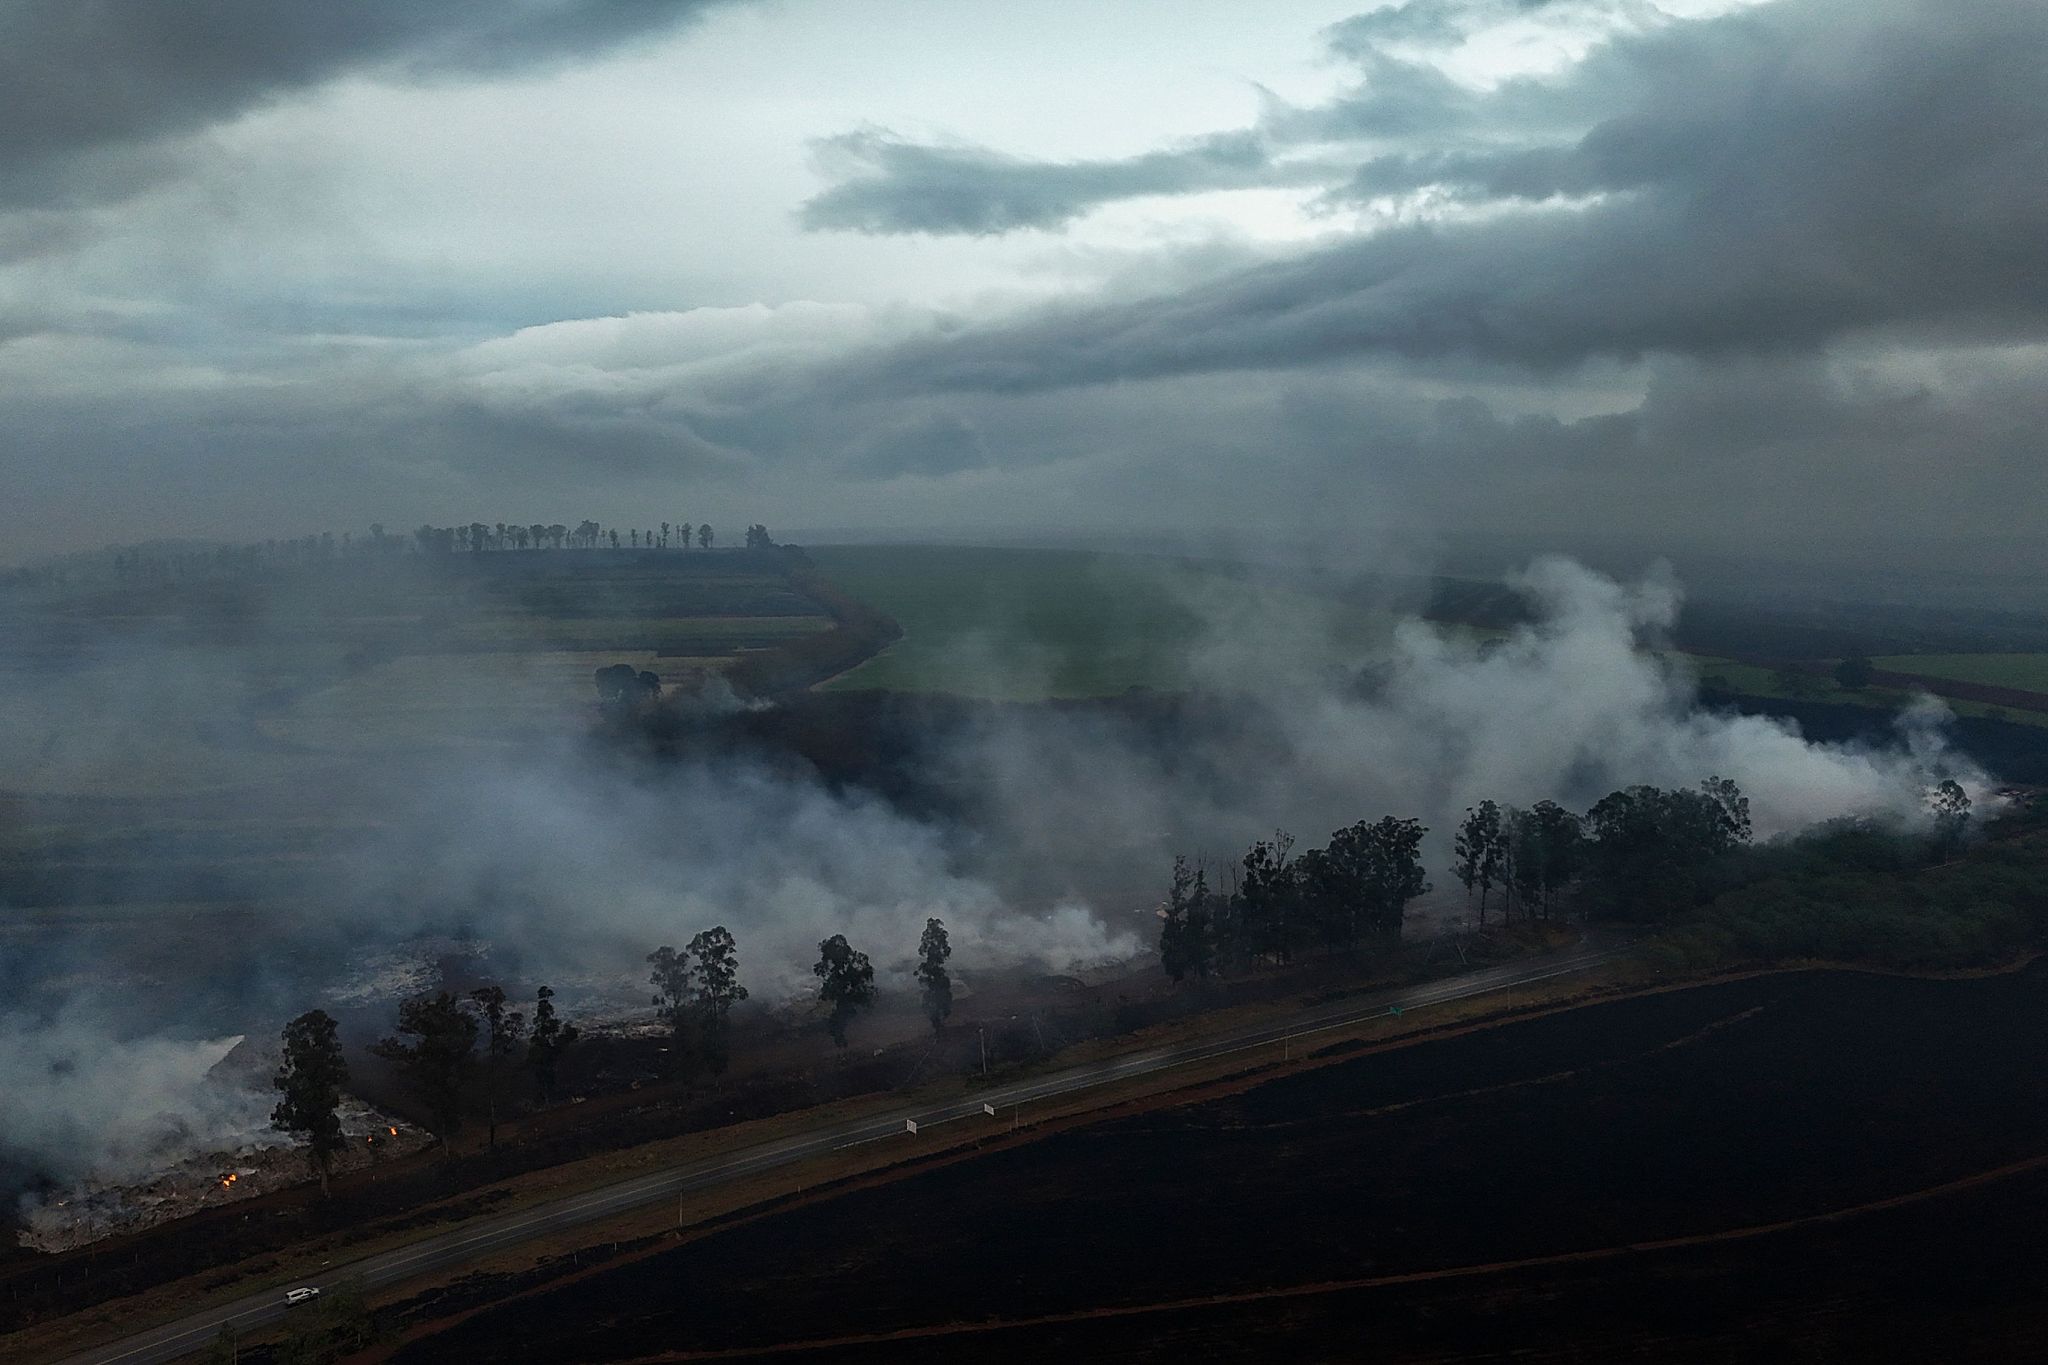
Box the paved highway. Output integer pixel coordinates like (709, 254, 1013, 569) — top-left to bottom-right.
(53, 939, 1624, 1365)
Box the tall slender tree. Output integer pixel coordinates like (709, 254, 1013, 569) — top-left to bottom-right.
(1159, 857, 1195, 982)
(271, 1010, 349, 1198)
(687, 926, 749, 1076)
(915, 918, 953, 1031)
(647, 945, 694, 1074)
(1453, 801, 1506, 923)
(525, 985, 580, 1104)
(814, 934, 876, 1048)
(468, 986, 526, 1154)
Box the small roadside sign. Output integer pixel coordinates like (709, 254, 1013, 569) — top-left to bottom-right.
(982, 1102, 997, 1117)
(904, 1118, 918, 1135)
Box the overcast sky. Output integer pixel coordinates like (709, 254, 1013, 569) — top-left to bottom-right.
(3, 0, 2043, 588)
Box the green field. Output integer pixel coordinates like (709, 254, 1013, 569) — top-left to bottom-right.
(807, 545, 1390, 700)
(1875, 653, 2048, 694)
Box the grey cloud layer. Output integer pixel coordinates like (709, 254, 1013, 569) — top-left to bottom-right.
(810, 0, 2048, 385)
(1, 0, 2043, 584)
(0, 0, 738, 206)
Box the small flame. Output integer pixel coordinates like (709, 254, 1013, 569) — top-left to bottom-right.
(388, 1126, 398, 1136)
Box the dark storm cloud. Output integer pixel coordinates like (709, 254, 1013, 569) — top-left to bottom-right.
(798, 129, 1287, 236)
(822, 0, 2048, 390)
(0, 0, 739, 206)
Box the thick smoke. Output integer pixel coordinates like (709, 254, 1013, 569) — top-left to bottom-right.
(337, 751, 1137, 1002)
(0, 1013, 265, 1186)
(947, 556, 1983, 904)
(0, 554, 1985, 1202)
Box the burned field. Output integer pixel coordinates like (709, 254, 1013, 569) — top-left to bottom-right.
(396, 965, 2048, 1362)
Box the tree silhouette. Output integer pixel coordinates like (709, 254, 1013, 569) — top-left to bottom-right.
(697, 523, 714, 550)
(1232, 832, 1298, 967)
(371, 993, 477, 1156)
(271, 1010, 349, 1198)
(915, 918, 952, 1031)
(525, 986, 580, 1104)
(1158, 857, 1204, 981)
(468, 986, 526, 1155)
(1930, 778, 1972, 857)
(648, 945, 694, 1073)
(687, 926, 749, 1076)
(1453, 801, 1506, 923)
(814, 934, 875, 1048)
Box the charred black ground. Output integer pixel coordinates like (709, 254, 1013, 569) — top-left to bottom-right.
(390, 964, 2048, 1363)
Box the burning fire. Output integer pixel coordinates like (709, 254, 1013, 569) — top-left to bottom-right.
(218, 1173, 238, 1189)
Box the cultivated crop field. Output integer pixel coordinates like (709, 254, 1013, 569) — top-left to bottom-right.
(807, 545, 1391, 700)
(0, 549, 829, 798)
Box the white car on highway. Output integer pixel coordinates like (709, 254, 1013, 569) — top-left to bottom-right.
(284, 1286, 321, 1305)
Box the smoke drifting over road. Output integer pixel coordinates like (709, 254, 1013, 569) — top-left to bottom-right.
(0, 554, 1984, 1205)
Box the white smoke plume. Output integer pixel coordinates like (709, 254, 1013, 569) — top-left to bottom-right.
(951, 556, 1984, 902)
(0, 1014, 269, 1186)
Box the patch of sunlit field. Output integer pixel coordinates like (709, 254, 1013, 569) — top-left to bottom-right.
(808, 544, 1392, 700)
(1875, 653, 2048, 694)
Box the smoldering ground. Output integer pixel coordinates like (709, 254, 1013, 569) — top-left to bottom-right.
(0, 551, 1984, 1205)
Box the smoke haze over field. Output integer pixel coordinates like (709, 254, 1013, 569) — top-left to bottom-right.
(0, 553, 1986, 1200)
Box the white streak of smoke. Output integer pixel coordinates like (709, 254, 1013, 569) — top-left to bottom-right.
(0, 1014, 271, 1195)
